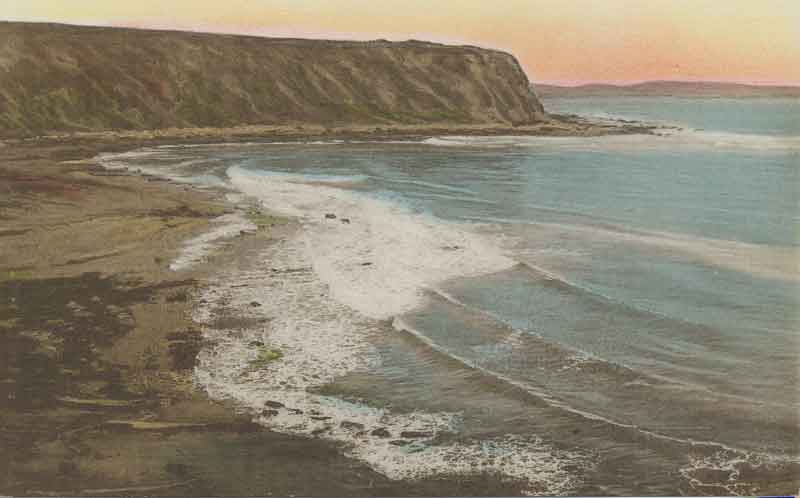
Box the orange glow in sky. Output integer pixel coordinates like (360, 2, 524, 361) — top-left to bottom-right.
(5, 0, 799, 85)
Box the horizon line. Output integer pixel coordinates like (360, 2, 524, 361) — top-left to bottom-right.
(534, 79, 800, 88)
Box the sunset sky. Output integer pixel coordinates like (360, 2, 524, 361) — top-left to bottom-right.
(4, 0, 799, 85)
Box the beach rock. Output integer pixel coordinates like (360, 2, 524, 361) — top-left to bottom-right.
(248, 340, 264, 347)
(270, 267, 312, 274)
(400, 430, 433, 439)
(288, 408, 304, 415)
(249, 301, 262, 307)
(340, 218, 350, 224)
(311, 415, 332, 421)
(389, 440, 411, 446)
(361, 262, 373, 266)
(370, 427, 391, 438)
(260, 409, 279, 417)
(325, 213, 337, 219)
(264, 400, 284, 409)
(340, 421, 365, 431)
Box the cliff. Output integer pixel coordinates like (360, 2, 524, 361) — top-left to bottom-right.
(0, 22, 546, 138)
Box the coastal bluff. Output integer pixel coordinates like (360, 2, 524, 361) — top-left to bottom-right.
(0, 22, 546, 138)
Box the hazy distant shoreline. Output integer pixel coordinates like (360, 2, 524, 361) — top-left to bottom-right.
(534, 81, 800, 99)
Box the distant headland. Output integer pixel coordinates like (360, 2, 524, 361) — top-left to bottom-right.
(534, 81, 800, 99)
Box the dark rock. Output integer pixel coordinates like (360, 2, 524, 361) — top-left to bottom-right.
(165, 462, 191, 478)
(249, 301, 262, 307)
(264, 400, 284, 409)
(400, 430, 433, 439)
(370, 427, 391, 438)
(361, 262, 373, 266)
(58, 460, 79, 476)
(389, 439, 411, 446)
(288, 408, 304, 415)
(311, 427, 330, 436)
(340, 218, 350, 224)
(311, 415, 332, 421)
(260, 409, 279, 417)
(248, 340, 265, 347)
(340, 421, 365, 431)
(270, 267, 312, 274)
(325, 213, 337, 219)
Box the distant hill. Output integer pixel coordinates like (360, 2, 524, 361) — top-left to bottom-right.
(0, 22, 546, 138)
(534, 81, 800, 99)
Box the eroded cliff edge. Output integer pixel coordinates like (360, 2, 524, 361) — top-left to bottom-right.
(0, 22, 547, 138)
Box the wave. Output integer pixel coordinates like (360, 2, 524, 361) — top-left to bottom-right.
(421, 131, 800, 152)
(238, 169, 371, 186)
(391, 313, 796, 464)
(523, 219, 799, 283)
(671, 129, 800, 151)
(384, 176, 479, 196)
(225, 165, 515, 319)
(191, 209, 587, 494)
(426, 281, 797, 410)
(169, 213, 256, 271)
(468, 211, 799, 284)
(97, 150, 228, 186)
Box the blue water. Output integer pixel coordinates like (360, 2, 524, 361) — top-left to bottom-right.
(109, 97, 800, 494)
(545, 96, 800, 136)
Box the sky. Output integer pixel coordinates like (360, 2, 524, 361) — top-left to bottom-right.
(4, 0, 799, 85)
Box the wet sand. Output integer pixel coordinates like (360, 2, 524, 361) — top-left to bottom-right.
(0, 135, 543, 496)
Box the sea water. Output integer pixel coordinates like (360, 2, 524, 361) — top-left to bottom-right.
(99, 97, 799, 495)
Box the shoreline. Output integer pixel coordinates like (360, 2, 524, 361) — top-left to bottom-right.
(0, 114, 662, 146)
(0, 136, 536, 496)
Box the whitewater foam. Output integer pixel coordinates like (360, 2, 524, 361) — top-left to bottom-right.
(226, 165, 515, 319)
(179, 163, 587, 492)
(192, 216, 585, 494)
(169, 212, 256, 271)
(421, 131, 800, 152)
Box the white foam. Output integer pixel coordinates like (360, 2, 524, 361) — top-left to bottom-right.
(252, 170, 370, 186)
(227, 165, 515, 320)
(192, 236, 586, 494)
(511, 219, 800, 283)
(421, 132, 800, 152)
(678, 448, 797, 496)
(103, 146, 586, 492)
(169, 213, 256, 271)
(98, 150, 227, 187)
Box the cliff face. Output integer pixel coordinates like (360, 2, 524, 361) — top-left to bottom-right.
(0, 22, 545, 138)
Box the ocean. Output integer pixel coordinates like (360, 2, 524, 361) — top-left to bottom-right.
(100, 97, 799, 495)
